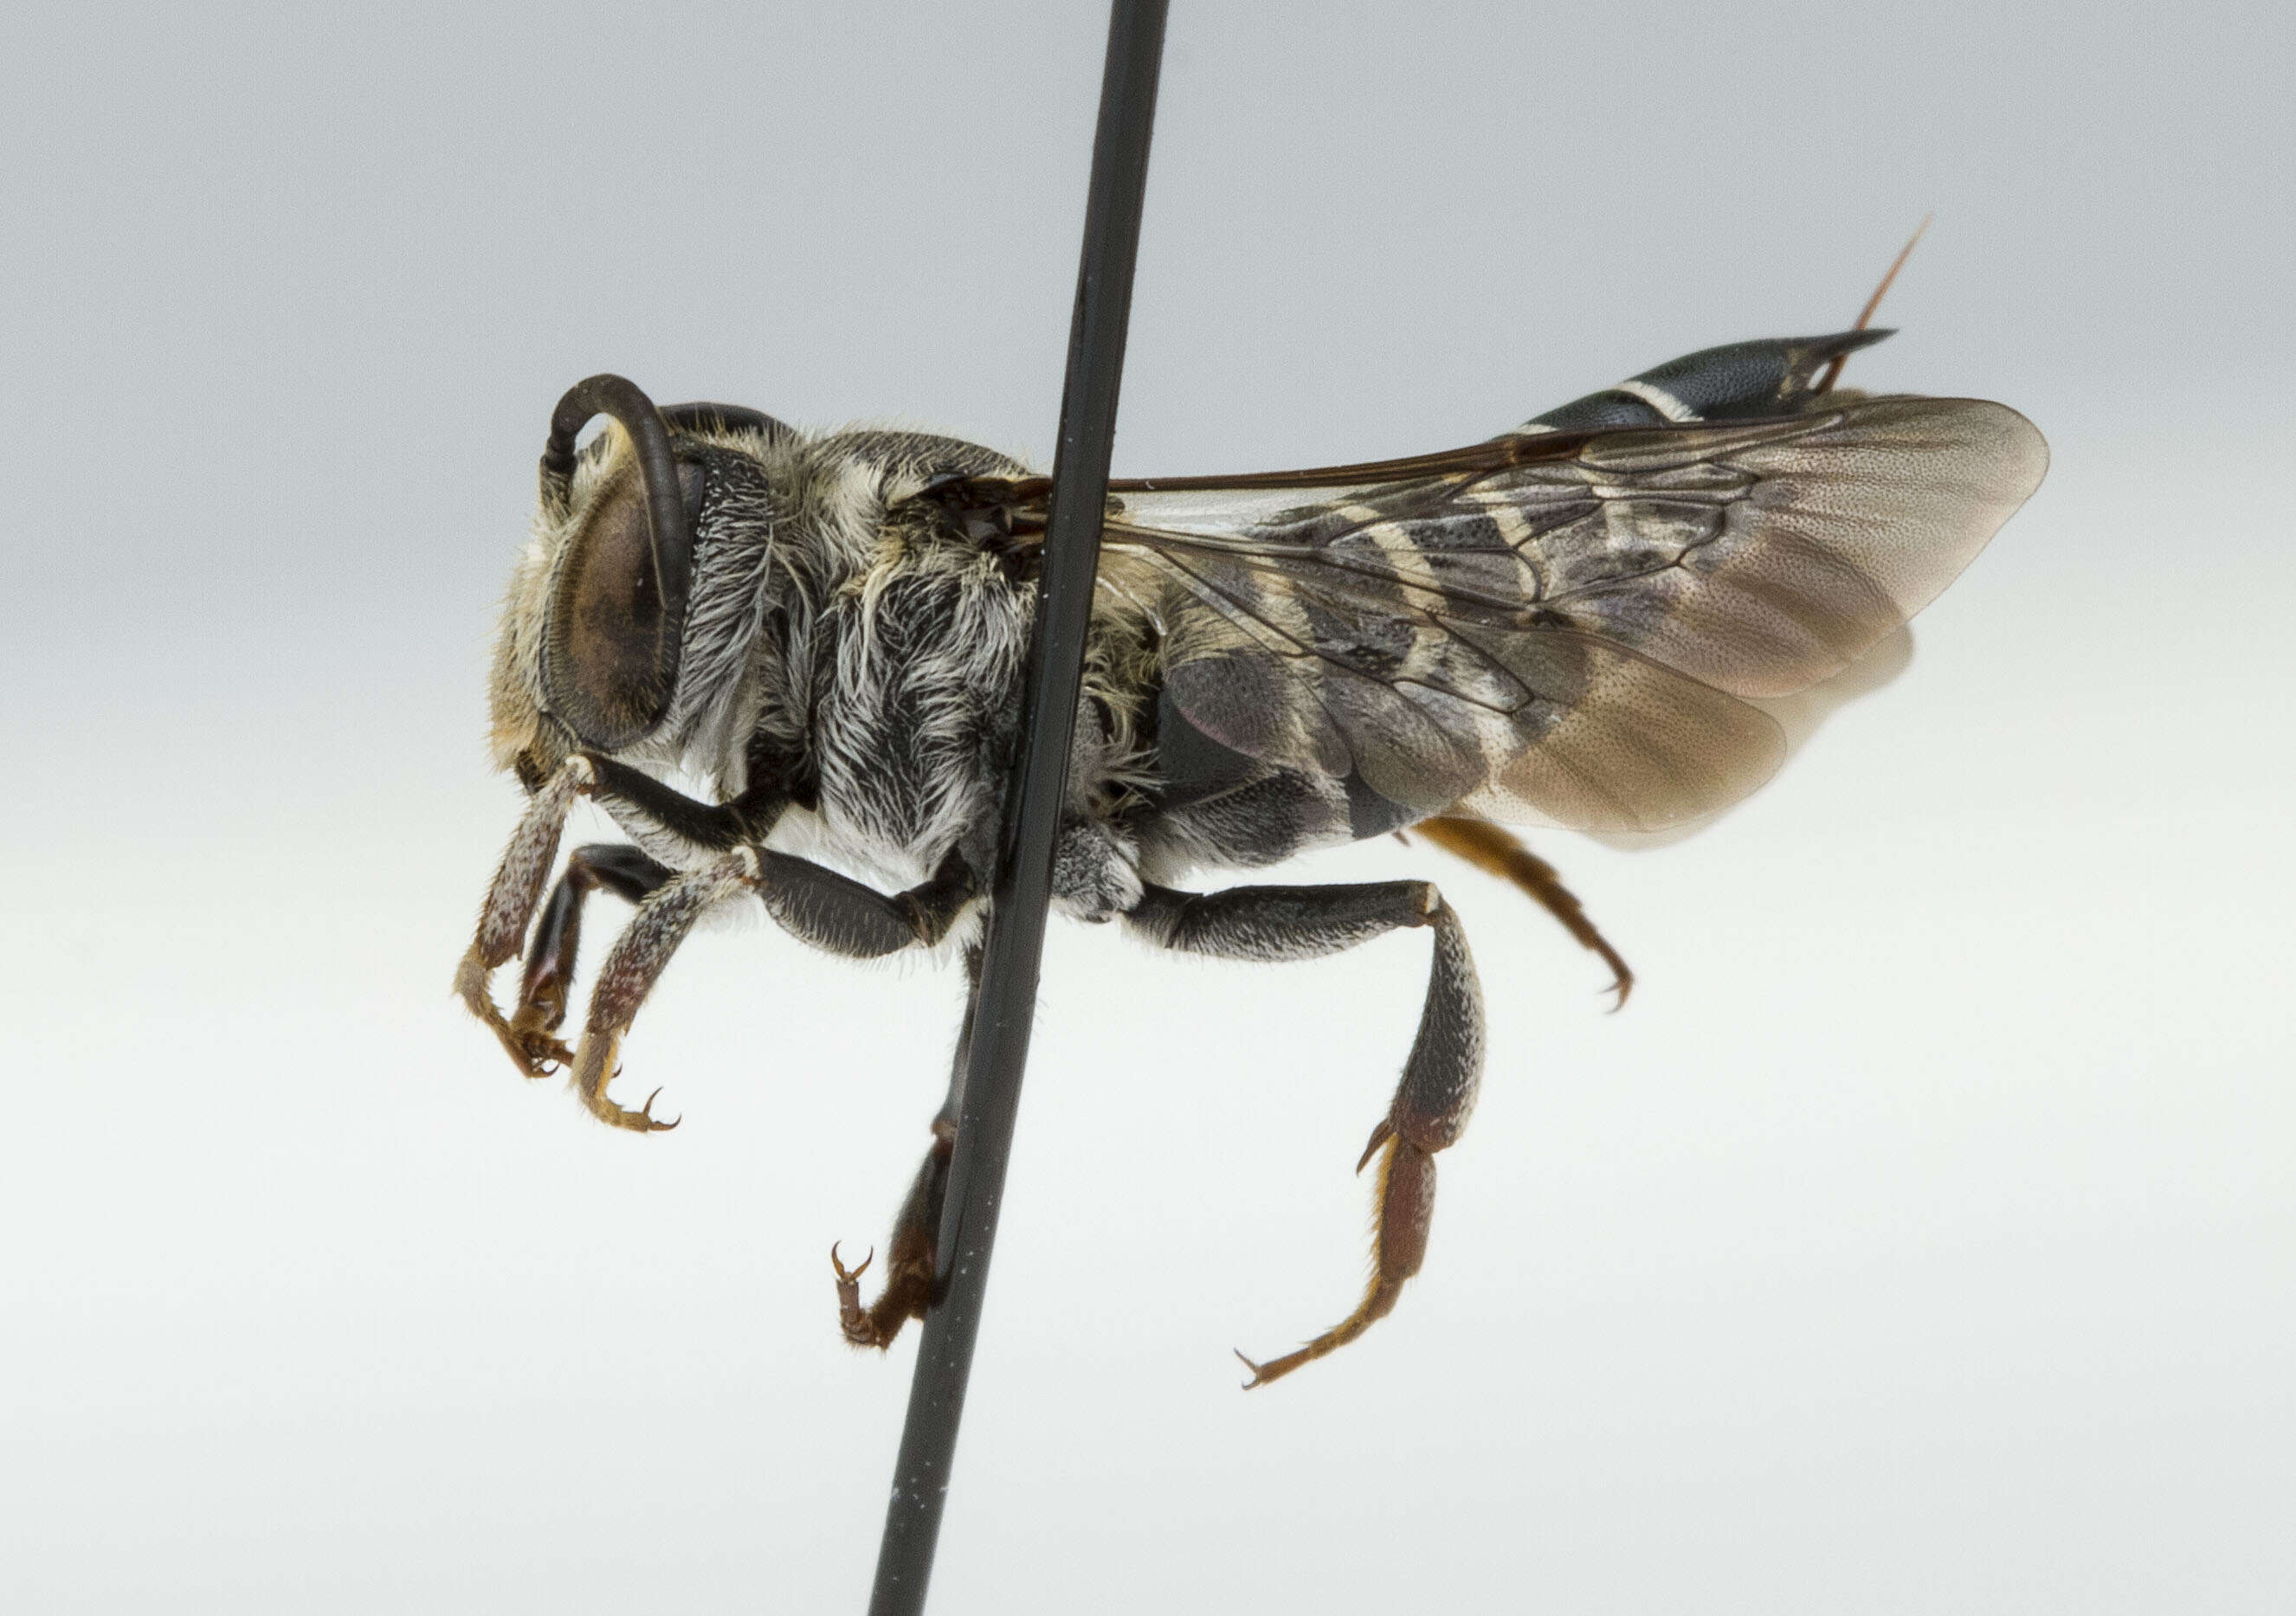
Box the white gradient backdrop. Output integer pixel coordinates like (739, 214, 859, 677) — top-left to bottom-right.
(3, 3, 2291, 1612)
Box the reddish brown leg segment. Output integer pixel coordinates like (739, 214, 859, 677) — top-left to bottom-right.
(832, 947, 979, 1351)
(1409, 815, 1633, 1008)
(834, 1119, 956, 1349)
(1235, 1133, 1438, 1387)
(1126, 880, 1486, 1387)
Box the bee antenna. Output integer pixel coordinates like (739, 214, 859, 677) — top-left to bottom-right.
(1815, 214, 1932, 396)
(538, 373, 693, 614)
(660, 400, 797, 446)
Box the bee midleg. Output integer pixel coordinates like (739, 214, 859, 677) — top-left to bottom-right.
(833, 945, 980, 1351)
(1123, 879, 1484, 1387)
(566, 847, 981, 1134)
(565, 852, 759, 1134)
(751, 847, 977, 959)
(498, 844, 674, 1076)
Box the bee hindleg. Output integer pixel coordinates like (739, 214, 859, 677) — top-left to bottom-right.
(835, 947, 978, 1350)
(1125, 880, 1484, 1387)
(1407, 816, 1632, 1007)
(502, 844, 674, 1076)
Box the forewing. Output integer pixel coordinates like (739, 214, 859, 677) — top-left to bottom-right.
(1086, 396, 2041, 833)
(1538, 397, 2046, 699)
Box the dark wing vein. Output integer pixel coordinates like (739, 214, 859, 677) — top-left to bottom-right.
(1039, 397, 2043, 832)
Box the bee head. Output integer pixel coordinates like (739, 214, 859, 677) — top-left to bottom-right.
(491, 377, 797, 779)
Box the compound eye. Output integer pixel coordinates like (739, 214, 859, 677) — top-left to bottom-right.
(545, 459, 705, 749)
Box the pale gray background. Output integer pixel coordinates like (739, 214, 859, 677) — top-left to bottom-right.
(3, 3, 2291, 1612)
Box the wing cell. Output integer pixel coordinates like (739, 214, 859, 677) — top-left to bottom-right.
(1037, 397, 2042, 833)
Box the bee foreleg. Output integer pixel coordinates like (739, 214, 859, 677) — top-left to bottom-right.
(454, 756, 596, 1072)
(585, 753, 790, 854)
(1125, 880, 1485, 1387)
(500, 844, 674, 1076)
(834, 946, 978, 1351)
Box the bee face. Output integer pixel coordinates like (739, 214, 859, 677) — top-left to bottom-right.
(490, 384, 800, 783)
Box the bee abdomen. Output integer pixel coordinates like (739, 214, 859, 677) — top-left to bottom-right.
(1525, 329, 1893, 430)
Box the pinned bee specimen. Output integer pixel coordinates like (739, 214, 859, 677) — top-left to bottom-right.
(455, 329, 2045, 1386)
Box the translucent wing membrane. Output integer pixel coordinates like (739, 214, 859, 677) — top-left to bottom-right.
(1011, 396, 2041, 834)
